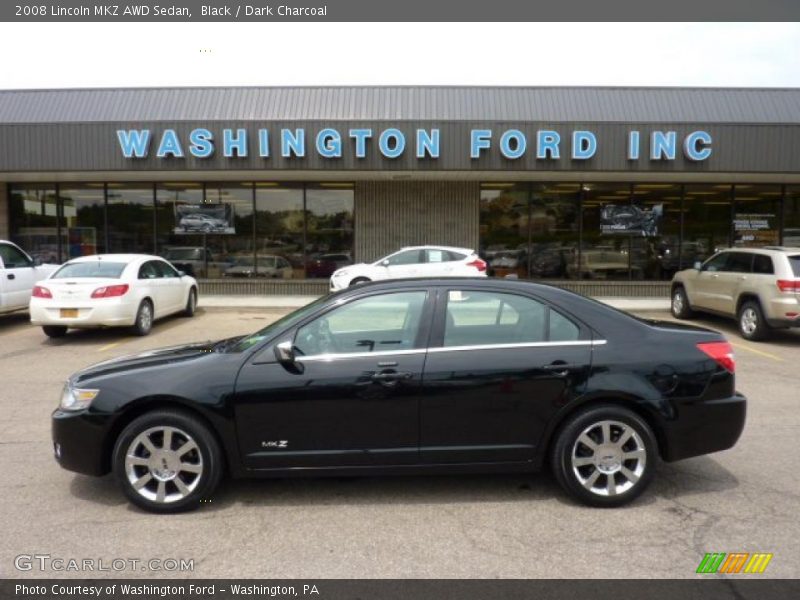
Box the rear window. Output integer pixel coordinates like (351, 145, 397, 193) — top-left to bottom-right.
(52, 262, 126, 279)
(789, 255, 800, 277)
(753, 254, 774, 275)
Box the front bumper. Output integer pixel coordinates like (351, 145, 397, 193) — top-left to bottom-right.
(662, 392, 747, 462)
(52, 409, 112, 476)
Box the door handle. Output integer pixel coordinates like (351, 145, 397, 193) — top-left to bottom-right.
(7, 273, 14, 280)
(370, 370, 413, 385)
(541, 363, 579, 377)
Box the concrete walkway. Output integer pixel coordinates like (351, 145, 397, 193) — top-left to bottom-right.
(199, 294, 670, 312)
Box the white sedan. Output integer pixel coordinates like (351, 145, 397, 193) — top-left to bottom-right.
(29, 254, 198, 338)
(330, 245, 487, 291)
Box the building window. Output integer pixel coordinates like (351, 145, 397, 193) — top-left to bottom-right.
(8, 184, 61, 263)
(204, 183, 256, 279)
(479, 183, 530, 278)
(530, 183, 580, 279)
(581, 183, 636, 280)
(156, 183, 207, 277)
(106, 183, 156, 254)
(683, 184, 732, 262)
(785, 185, 800, 246)
(255, 183, 305, 278)
(629, 183, 682, 280)
(59, 184, 106, 258)
(305, 183, 354, 279)
(732, 184, 783, 247)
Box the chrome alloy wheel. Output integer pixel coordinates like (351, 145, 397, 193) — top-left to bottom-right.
(138, 303, 153, 331)
(124, 426, 203, 504)
(571, 420, 646, 497)
(740, 307, 758, 335)
(672, 291, 684, 315)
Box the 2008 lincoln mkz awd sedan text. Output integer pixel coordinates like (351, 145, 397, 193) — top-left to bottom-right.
(52, 279, 747, 512)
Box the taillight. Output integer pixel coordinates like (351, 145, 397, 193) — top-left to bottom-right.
(697, 341, 735, 373)
(32, 285, 52, 299)
(91, 284, 129, 298)
(466, 258, 487, 272)
(777, 279, 800, 293)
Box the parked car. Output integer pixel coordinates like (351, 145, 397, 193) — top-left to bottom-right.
(0, 240, 59, 315)
(52, 278, 745, 513)
(224, 255, 293, 279)
(178, 213, 228, 233)
(29, 254, 198, 337)
(330, 246, 486, 291)
(305, 253, 353, 279)
(671, 246, 800, 341)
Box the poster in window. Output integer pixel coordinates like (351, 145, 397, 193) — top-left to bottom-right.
(600, 203, 663, 237)
(733, 213, 779, 247)
(174, 203, 235, 235)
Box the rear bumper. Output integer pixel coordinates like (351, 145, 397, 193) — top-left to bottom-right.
(662, 392, 747, 462)
(30, 298, 138, 328)
(52, 409, 111, 476)
(765, 295, 800, 327)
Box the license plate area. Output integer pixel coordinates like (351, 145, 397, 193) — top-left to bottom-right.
(60, 309, 78, 318)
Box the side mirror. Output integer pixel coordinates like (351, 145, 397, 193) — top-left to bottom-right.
(33, 257, 43, 267)
(381, 260, 390, 267)
(177, 270, 186, 277)
(274, 340, 295, 365)
(693, 261, 703, 270)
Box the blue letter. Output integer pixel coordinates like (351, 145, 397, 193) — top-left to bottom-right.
(683, 131, 712, 161)
(571, 131, 597, 160)
(536, 130, 560, 159)
(258, 129, 270, 158)
(156, 129, 184, 158)
(650, 131, 677, 160)
(470, 129, 492, 158)
(281, 129, 306, 158)
(416, 129, 440, 158)
(117, 129, 151, 158)
(349, 129, 372, 158)
(379, 129, 406, 159)
(499, 129, 527, 159)
(628, 131, 640, 160)
(223, 128, 248, 158)
(188, 128, 214, 158)
(316, 128, 342, 158)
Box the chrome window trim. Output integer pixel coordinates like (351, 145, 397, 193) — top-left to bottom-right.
(428, 340, 606, 354)
(297, 340, 606, 362)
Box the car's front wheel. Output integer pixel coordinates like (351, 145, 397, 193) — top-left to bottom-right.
(671, 286, 695, 319)
(183, 288, 197, 317)
(112, 409, 223, 513)
(738, 300, 770, 341)
(551, 405, 656, 507)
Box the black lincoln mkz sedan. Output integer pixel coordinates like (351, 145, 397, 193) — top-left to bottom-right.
(53, 278, 746, 512)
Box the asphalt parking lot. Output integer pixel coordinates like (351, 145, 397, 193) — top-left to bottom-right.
(1, 306, 798, 579)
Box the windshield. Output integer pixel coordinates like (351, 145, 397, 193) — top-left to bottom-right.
(163, 249, 201, 260)
(228, 295, 331, 352)
(52, 262, 126, 279)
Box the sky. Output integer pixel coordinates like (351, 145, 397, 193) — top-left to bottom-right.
(1, 22, 799, 89)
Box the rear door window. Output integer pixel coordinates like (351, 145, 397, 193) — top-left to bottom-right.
(789, 255, 800, 277)
(752, 255, 775, 275)
(721, 252, 753, 273)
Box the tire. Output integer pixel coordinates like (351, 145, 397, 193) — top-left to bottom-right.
(132, 300, 153, 336)
(112, 409, 223, 513)
(42, 325, 68, 338)
(183, 288, 197, 317)
(349, 277, 370, 287)
(550, 404, 657, 508)
(738, 300, 770, 341)
(670, 286, 695, 319)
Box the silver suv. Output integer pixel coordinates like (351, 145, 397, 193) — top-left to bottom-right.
(671, 247, 800, 341)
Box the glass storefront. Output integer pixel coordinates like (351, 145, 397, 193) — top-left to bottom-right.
(786, 185, 800, 246)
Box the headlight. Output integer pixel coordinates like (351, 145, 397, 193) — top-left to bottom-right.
(60, 383, 99, 411)
(333, 270, 350, 278)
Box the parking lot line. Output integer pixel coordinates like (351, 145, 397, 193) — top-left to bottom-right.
(729, 342, 784, 362)
(97, 342, 123, 352)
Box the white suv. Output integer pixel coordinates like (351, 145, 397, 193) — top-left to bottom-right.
(670, 247, 800, 341)
(0, 240, 59, 315)
(330, 246, 487, 291)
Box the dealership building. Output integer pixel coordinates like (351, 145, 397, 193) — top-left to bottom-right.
(0, 86, 799, 295)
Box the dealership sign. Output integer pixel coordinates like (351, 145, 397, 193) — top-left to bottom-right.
(117, 127, 713, 162)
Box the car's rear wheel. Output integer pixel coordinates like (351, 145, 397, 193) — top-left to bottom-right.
(349, 277, 370, 286)
(671, 286, 694, 319)
(132, 300, 153, 336)
(551, 405, 656, 507)
(42, 325, 68, 338)
(112, 409, 223, 513)
(183, 288, 197, 317)
(738, 300, 770, 341)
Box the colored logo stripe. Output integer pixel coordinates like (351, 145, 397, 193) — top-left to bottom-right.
(697, 552, 773, 574)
